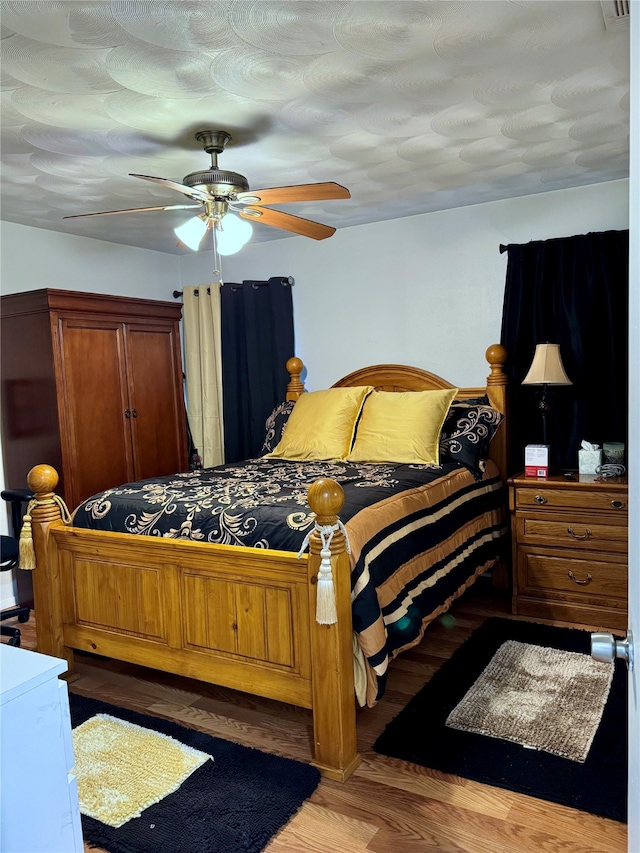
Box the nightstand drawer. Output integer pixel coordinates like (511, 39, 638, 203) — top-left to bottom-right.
(516, 512, 627, 553)
(518, 549, 627, 602)
(514, 487, 627, 514)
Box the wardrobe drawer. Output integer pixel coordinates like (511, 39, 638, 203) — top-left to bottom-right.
(516, 512, 627, 553)
(517, 549, 627, 602)
(514, 487, 627, 514)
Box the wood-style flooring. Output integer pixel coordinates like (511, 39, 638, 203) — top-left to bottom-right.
(4, 581, 627, 853)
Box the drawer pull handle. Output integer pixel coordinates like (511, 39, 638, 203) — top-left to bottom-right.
(611, 500, 625, 509)
(534, 495, 547, 505)
(568, 571, 593, 586)
(567, 527, 592, 540)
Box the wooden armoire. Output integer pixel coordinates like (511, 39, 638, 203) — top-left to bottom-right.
(1, 289, 189, 511)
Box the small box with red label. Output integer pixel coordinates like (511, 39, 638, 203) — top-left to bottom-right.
(525, 444, 549, 478)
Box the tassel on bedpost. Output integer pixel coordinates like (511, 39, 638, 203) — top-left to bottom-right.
(24, 465, 63, 573)
(304, 477, 360, 780)
(25, 465, 76, 675)
(18, 509, 36, 570)
(305, 479, 348, 625)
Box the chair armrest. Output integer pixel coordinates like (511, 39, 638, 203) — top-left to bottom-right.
(1, 489, 34, 504)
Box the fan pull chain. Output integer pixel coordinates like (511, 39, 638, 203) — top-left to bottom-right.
(211, 223, 222, 281)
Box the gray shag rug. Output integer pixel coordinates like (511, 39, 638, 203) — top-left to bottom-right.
(445, 640, 614, 762)
(373, 617, 627, 822)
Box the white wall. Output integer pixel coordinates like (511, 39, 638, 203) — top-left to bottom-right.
(180, 180, 630, 390)
(0, 222, 181, 298)
(0, 224, 182, 608)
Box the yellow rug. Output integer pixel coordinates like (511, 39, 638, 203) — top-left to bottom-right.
(73, 713, 211, 828)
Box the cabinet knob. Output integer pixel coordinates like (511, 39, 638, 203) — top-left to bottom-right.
(567, 527, 592, 540)
(534, 495, 547, 504)
(124, 409, 131, 418)
(131, 408, 138, 418)
(568, 571, 593, 586)
(611, 499, 625, 509)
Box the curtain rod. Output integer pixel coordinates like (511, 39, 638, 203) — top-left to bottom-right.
(499, 244, 508, 254)
(173, 276, 294, 298)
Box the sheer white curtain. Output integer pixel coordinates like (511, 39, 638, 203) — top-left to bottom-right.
(182, 285, 224, 467)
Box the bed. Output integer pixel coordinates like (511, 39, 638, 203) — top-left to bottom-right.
(26, 344, 509, 781)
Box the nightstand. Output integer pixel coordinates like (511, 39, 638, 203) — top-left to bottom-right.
(508, 472, 628, 630)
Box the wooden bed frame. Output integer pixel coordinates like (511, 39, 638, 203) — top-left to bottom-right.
(26, 344, 508, 781)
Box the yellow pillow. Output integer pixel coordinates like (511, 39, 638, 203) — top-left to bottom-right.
(347, 388, 458, 464)
(267, 386, 373, 461)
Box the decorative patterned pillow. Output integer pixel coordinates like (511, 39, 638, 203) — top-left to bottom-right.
(259, 400, 295, 456)
(439, 403, 504, 480)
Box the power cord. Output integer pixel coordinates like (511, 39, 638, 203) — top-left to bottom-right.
(595, 463, 626, 478)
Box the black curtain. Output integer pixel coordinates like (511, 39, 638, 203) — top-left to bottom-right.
(500, 230, 628, 475)
(221, 277, 295, 462)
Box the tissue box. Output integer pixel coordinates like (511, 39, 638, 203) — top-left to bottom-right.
(578, 449, 602, 474)
(525, 444, 549, 478)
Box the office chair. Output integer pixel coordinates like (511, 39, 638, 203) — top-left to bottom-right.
(1, 488, 34, 647)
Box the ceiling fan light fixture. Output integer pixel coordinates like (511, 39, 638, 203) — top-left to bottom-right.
(63, 130, 348, 246)
(175, 215, 208, 251)
(216, 213, 253, 255)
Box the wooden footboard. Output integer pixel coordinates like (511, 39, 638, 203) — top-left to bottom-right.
(26, 465, 361, 781)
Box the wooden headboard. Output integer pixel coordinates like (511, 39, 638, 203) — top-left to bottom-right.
(285, 344, 508, 485)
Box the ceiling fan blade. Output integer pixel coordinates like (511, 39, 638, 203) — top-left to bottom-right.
(63, 203, 202, 220)
(235, 182, 350, 206)
(130, 174, 214, 202)
(239, 206, 336, 240)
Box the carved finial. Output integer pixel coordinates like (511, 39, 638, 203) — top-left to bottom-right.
(286, 356, 303, 376)
(286, 356, 305, 400)
(27, 464, 59, 496)
(485, 344, 508, 385)
(308, 478, 344, 522)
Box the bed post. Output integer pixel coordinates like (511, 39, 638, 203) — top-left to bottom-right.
(25, 464, 76, 678)
(484, 344, 510, 591)
(485, 343, 509, 484)
(285, 356, 305, 400)
(306, 478, 361, 781)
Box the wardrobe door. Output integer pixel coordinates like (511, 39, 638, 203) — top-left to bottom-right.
(57, 317, 133, 508)
(124, 322, 187, 480)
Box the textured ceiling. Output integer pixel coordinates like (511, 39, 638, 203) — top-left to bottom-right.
(0, 0, 630, 255)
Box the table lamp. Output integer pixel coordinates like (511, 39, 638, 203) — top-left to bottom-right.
(522, 343, 572, 447)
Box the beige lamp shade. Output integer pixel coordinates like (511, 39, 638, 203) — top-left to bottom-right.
(522, 343, 572, 386)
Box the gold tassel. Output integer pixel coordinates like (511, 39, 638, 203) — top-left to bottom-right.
(19, 513, 36, 570)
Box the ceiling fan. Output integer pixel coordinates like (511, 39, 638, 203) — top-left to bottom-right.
(63, 130, 350, 252)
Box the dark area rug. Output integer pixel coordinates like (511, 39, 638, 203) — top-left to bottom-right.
(374, 617, 627, 822)
(69, 693, 321, 853)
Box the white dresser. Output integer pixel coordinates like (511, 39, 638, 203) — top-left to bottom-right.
(0, 644, 84, 852)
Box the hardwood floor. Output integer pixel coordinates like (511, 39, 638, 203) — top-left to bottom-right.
(4, 581, 627, 853)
